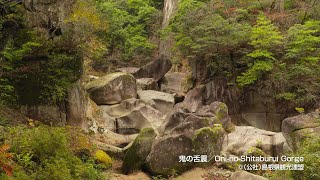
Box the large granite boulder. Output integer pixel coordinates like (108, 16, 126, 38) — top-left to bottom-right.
(93, 130, 137, 147)
(99, 98, 166, 135)
(182, 85, 206, 113)
(181, 79, 287, 132)
(145, 101, 228, 176)
(160, 72, 192, 96)
(133, 56, 172, 82)
(122, 128, 157, 174)
(282, 111, 320, 150)
(222, 126, 290, 157)
(85, 72, 137, 105)
(137, 90, 175, 117)
(146, 125, 225, 175)
(195, 102, 234, 132)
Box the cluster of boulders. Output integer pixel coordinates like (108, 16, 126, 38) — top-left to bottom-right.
(82, 56, 320, 177)
(82, 57, 232, 176)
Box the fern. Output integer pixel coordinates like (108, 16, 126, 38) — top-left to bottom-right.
(0, 144, 13, 176)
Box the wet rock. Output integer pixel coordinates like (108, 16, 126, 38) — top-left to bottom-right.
(85, 72, 137, 105)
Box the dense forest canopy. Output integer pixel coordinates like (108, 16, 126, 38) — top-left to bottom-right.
(1, 0, 319, 108)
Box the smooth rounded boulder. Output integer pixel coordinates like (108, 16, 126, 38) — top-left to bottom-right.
(85, 72, 137, 105)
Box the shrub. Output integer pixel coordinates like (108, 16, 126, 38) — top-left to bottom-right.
(290, 137, 320, 180)
(94, 150, 112, 169)
(269, 137, 320, 180)
(2, 125, 103, 179)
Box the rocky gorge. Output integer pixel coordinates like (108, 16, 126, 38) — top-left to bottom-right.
(1, 0, 320, 179)
(62, 54, 319, 179)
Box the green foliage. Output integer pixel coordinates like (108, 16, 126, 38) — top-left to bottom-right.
(237, 60, 273, 86)
(269, 137, 320, 180)
(237, 13, 283, 86)
(272, 20, 320, 104)
(167, 0, 250, 76)
(295, 107, 305, 114)
(249, 13, 283, 50)
(286, 20, 320, 63)
(0, 1, 83, 106)
(95, 0, 159, 63)
(3, 125, 103, 179)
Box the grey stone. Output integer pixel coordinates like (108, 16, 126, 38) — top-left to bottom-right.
(85, 72, 137, 105)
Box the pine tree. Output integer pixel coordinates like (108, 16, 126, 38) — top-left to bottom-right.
(237, 13, 283, 86)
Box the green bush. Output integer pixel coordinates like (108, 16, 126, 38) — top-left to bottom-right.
(2, 125, 103, 180)
(269, 137, 320, 180)
(291, 137, 320, 180)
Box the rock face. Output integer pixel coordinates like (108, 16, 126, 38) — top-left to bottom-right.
(23, 0, 73, 34)
(282, 111, 320, 150)
(167, 101, 233, 133)
(160, 72, 191, 96)
(222, 126, 289, 157)
(137, 90, 175, 117)
(123, 128, 157, 174)
(67, 80, 88, 130)
(133, 56, 172, 82)
(146, 125, 225, 175)
(182, 81, 286, 132)
(116, 67, 140, 75)
(85, 72, 137, 105)
(93, 130, 137, 147)
(20, 105, 66, 126)
(137, 78, 159, 91)
(144, 101, 229, 175)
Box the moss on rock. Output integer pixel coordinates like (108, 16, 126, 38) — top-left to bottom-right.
(122, 128, 156, 174)
(192, 125, 225, 162)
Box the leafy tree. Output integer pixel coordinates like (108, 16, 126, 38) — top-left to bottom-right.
(166, 1, 250, 77)
(273, 20, 320, 103)
(237, 13, 283, 86)
(286, 20, 320, 63)
(96, 0, 160, 64)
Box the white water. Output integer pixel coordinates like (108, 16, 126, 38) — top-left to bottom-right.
(162, 0, 178, 28)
